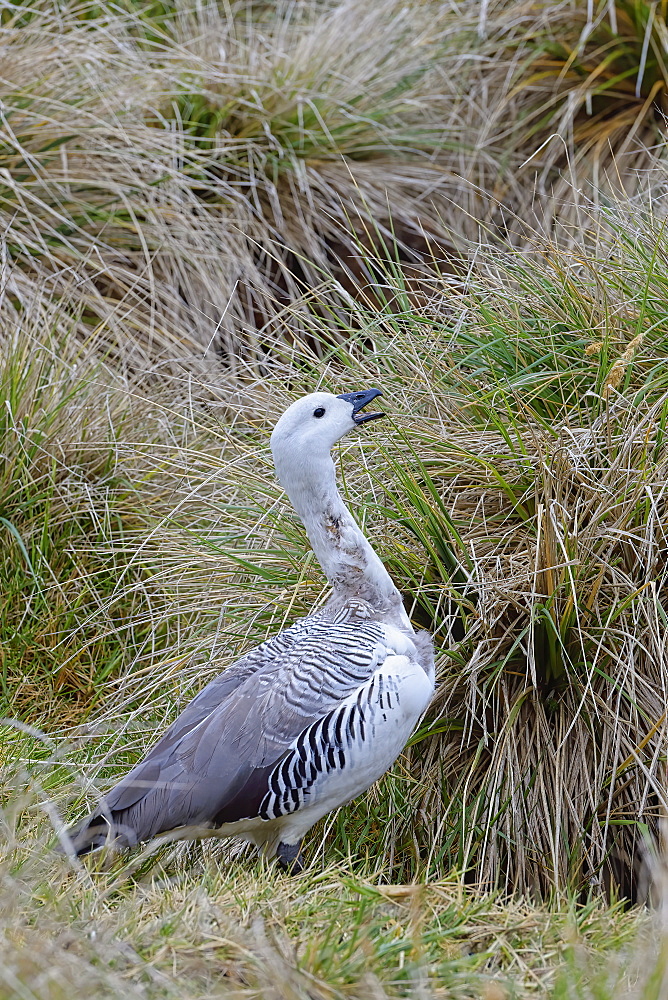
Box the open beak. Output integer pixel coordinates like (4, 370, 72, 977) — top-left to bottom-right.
(337, 388, 385, 424)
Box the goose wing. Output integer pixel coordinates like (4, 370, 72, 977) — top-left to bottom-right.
(69, 617, 394, 850)
(124, 605, 372, 758)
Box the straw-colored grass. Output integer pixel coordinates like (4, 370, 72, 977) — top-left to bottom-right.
(3, 204, 667, 889)
(496, 0, 668, 217)
(5, 0, 668, 380)
(0, 823, 663, 1000)
(2, 0, 668, 996)
(0, 0, 469, 370)
(2, 216, 668, 997)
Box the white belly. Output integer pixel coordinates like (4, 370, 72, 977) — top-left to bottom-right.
(262, 653, 434, 848)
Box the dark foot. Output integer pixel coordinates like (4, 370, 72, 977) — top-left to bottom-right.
(276, 840, 304, 875)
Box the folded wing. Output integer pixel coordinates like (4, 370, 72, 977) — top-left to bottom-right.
(67, 617, 390, 852)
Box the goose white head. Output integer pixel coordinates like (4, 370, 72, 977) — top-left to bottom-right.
(270, 389, 383, 510)
(271, 387, 410, 624)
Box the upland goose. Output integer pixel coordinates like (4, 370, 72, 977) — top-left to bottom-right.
(64, 389, 435, 871)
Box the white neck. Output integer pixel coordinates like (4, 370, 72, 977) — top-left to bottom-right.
(276, 450, 411, 631)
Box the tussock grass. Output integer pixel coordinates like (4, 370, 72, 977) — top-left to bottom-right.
(0, 320, 147, 720)
(496, 0, 668, 213)
(2, 1, 668, 995)
(404, 391, 668, 895)
(4, 204, 666, 898)
(0, 0, 468, 370)
(11, 0, 668, 378)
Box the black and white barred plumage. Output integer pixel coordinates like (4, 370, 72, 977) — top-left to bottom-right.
(260, 667, 384, 820)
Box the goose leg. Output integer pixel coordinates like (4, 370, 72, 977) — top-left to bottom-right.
(276, 840, 304, 875)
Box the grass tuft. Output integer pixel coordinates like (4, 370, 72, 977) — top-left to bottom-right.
(2, 2, 668, 995)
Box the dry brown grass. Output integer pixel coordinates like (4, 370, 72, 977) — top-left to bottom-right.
(4, 195, 668, 898)
(0, 813, 662, 1000)
(407, 391, 668, 896)
(2, 2, 668, 996)
(6, 0, 668, 379)
(0, 0, 470, 370)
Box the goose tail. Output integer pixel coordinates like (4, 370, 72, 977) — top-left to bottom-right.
(56, 813, 136, 857)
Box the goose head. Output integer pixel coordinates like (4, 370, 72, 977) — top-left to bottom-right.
(270, 388, 384, 503)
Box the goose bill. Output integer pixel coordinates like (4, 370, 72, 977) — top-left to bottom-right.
(337, 388, 385, 424)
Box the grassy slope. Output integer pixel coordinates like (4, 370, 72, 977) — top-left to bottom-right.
(0, 850, 661, 999)
(3, 219, 668, 996)
(1, 0, 668, 996)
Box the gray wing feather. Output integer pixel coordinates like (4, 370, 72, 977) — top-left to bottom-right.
(132, 605, 369, 755)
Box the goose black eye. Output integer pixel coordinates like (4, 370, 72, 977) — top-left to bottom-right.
(313, 407, 326, 418)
